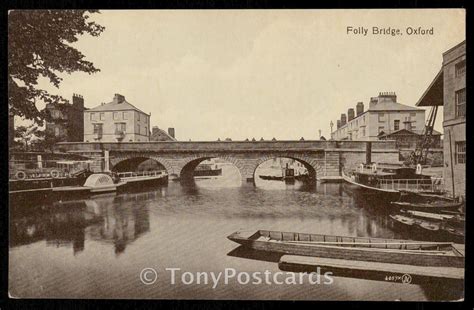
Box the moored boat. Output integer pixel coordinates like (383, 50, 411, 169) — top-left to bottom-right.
(342, 163, 444, 202)
(390, 200, 463, 212)
(227, 229, 464, 268)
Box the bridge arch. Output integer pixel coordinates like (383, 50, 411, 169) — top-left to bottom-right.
(251, 154, 323, 181)
(110, 155, 175, 177)
(179, 155, 243, 182)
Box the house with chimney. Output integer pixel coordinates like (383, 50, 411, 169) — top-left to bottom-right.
(45, 93, 85, 142)
(331, 92, 428, 145)
(83, 93, 151, 142)
(150, 126, 176, 141)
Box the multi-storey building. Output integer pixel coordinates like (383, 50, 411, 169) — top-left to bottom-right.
(331, 92, 426, 142)
(45, 93, 85, 142)
(84, 93, 151, 142)
(416, 41, 465, 198)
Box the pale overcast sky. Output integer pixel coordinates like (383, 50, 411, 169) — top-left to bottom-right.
(33, 9, 465, 141)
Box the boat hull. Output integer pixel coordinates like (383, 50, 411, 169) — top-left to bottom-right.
(342, 171, 401, 202)
(227, 231, 464, 268)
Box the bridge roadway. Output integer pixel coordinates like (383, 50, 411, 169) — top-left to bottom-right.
(56, 140, 399, 183)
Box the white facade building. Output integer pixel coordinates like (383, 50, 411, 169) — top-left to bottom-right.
(331, 92, 425, 141)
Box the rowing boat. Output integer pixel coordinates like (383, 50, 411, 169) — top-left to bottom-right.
(227, 230, 464, 268)
(390, 200, 463, 212)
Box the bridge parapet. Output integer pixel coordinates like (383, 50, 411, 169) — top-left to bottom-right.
(56, 140, 397, 153)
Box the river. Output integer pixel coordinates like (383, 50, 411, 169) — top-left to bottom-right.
(9, 164, 459, 300)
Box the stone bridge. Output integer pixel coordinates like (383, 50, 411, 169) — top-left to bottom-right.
(56, 140, 399, 183)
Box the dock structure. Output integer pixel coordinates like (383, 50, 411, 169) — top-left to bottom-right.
(279, 254, 464, 285)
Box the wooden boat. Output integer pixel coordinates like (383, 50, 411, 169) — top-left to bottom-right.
(227, 230, 464, 268)
(279, 255, 464, 285)
(400, 209, 456, 221)
(389, 214, 417, 227)
(391, 200, 463, 212)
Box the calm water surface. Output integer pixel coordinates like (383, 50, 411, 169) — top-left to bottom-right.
(9, 165, 458, 300)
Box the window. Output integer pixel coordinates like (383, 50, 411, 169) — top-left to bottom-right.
(455, 88, 466, 117)
(394, 120, 400, 131)
(137, 112, 140, 121)
(123, 112, 128, 120)
(115, 123, 126, 133)
(145, 126, 147, 135)
(100, 112, 105, 120)
(378, 126, 385, 134)
(93, 123, 103, 135)
(90, 113, 95, 121)
(378, 113, 385, 122)
(361, 127, 366, 137)
(455, 59, 466, 77)
(456, 141, 466, 164)
(113, 112, 119, 120)
(137, 124, 140, 134)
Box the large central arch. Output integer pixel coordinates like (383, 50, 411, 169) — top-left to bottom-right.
(252, 155, 318, 181)
(179, 156, 243, 183)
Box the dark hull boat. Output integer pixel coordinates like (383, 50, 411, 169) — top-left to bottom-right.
(227, 230, 464, 268)
(389, 214, 465, 243)
(342, 164, 444, 202)
(390, 200, 463, 213)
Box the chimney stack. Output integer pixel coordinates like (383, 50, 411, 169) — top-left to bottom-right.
(337, 119, 341, 129)
(113, 93, 125, 104)
(356, 102, 364, 116)
(152, 126, 160, 136)
(340, 113, 347, 126)
(72, 93, 84, 110)
(378, 91, 397, 103)
(168, 127, 175, 139)
(348, 108, 355, 121)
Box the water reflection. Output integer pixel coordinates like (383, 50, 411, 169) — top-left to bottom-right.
(9, 179, 457, 300)
(10, 191, 155, 256)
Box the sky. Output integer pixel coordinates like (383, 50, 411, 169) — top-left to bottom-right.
(30, 9, 465, 141)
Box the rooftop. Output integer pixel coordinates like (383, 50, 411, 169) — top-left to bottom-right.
(87, 94, 148, 114)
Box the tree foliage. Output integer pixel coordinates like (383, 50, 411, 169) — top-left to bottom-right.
(8, 10, 105, 125)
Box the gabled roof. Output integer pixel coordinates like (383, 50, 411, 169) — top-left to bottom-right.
(150, 127, 176, 141)
(416, 68, 444, 107)
(87, 99, 146, 113)
(379, 128, 442, 138)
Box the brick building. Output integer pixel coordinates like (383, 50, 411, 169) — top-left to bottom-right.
(416, 41, 465, 198)
(45, 93, 85, 142)
(331, 92, 426, 141)
(84, 94, 151, 142)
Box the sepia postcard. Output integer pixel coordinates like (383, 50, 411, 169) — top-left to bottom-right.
(7, 9, 466, 301)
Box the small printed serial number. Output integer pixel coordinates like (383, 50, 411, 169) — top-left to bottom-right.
(385, 274, 412, 284)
